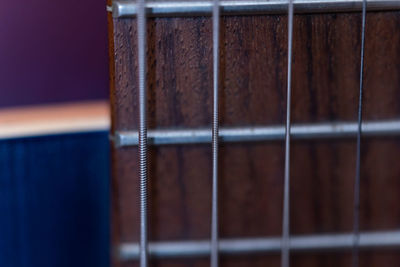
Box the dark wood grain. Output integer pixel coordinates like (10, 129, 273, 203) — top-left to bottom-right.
(109, 12, 400, 267)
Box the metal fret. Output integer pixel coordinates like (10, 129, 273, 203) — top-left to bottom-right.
(118, 230, 400, 260)
(112, 0, 400, 18)
(113, 120, 400, 147)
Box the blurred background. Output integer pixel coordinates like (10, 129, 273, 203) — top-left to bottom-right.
(0, 0, 110, 266)
(0, 0, 108, 107)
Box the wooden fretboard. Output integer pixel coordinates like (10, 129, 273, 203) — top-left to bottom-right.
(108, 1, 400, 266)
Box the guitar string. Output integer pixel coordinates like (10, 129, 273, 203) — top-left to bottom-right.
(282, 0, 293, 267)
(137, 0, 149, 266)
(353, 0, 367, 266)
(211, 0, 220, 266)
(136, 1, 366, 266)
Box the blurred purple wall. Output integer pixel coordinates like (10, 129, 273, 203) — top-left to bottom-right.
(0, 0, 109, 108)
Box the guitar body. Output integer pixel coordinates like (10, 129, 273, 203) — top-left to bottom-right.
(109, 6, 400, 267)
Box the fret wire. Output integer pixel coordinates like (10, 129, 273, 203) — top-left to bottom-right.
(119, 230, 400, 260)
(114, 120, 400, 147)
(353, 0, 367, 266)
(282, 0, 293, 267)
(211, 0, 220, 266)
(137, 0, 149, 266)
(112, 0, 400, 18)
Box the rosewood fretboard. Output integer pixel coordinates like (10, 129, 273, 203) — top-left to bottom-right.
(108, 1, 400, 266)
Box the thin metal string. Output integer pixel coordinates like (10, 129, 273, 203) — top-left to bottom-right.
(137, 0, 148, 266)
(353, 0, 367, 266)
(282, 0, 293, 267)
(211, 0, 220, 266)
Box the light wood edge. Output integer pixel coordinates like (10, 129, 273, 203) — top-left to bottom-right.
(0, 101, 110, 139)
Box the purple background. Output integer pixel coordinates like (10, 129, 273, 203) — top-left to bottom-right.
(0, 0, 109, 108)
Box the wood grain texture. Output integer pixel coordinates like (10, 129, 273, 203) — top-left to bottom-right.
(109, 12, 400, 267)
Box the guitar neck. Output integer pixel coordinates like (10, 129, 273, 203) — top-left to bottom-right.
(108, 2, 400, 266)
